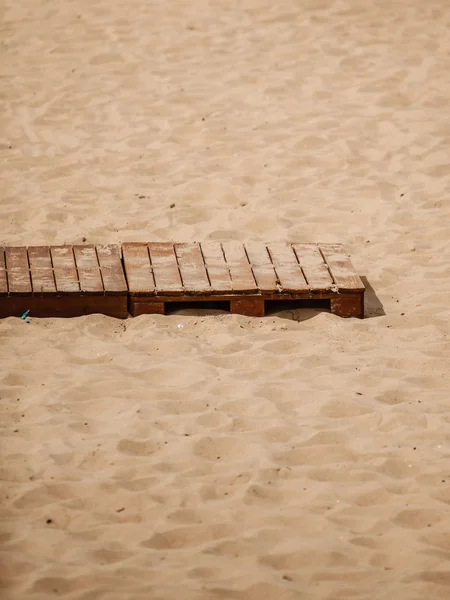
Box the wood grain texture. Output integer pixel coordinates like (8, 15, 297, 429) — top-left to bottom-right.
(28, 246, 57, 294)
(319, 244, 364, 292)
(51, 246, 80, 294)
(5, 247, 32, 294)
(96, 244, 127, 294)
(293, 243, 333, 291)
(122, 243, 155, 295)
(74, 245, 103, 294)
(148, 243, 183, 295)
(222, 242, 257, 293)
(175, 243, 210, 293)
(267, 243, 308, 292)
(245, 242, 278, 292)
(200, 242, 233, 293)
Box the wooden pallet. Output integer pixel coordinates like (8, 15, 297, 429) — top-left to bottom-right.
(123, 242, 365, 318)
(0, 245, 128, 318)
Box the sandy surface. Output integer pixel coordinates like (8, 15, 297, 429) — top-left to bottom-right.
(1, 0, 450, 598)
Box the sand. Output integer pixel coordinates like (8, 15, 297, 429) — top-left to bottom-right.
(1, 0, 450, 598)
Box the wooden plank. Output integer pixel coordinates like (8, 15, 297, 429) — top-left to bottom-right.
(50, 246, 80, 294)
(122, 243, 155, 295)
(175, 243, 210, 293)
(5, 247, 32, 294)
(222, 242, 257, 293)
(148, 243, 183, 295)
(28, 246, 56, 294)
(266, 243, 308, 292)
(293, 243, 333, 291)
(245, 243, 278, 292)
(200, 242, 233, 293)
(319, 244, 364, 292)
(73, 246, 103, 294)
(96, 245, 127, 294)
(0, 248, 8, 295)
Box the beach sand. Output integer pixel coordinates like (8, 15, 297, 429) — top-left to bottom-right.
(1, 0, 450, 598)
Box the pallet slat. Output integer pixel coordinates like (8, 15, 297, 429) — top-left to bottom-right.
(319, 244, 364, 291)
(96, 245, 127, 294)
(293, 243, 334, 291)
(5, 247, 32, 294)
(222, 242, 257, 293)
(245, 242, 278, 292)
(200, 242, 233, 293)
(28, 246, 56, 294)
(50, 246, 80, 294)
(122, 243, 155, 295)
(0, 248, 8, 295)
(73, 245, 103, 294)
(267, 243, 308, 292)
(149, 243, 183, 295)
(175, 243, 210, 293)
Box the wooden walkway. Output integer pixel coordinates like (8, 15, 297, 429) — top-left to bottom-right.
(123, 242, 364, 318)
(0, 242, 364, 319)
(0, 245, 127, 318)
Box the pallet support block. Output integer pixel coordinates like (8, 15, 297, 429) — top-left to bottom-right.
(130, 300, 166, 317)
(330, 293, 364, 318)
(230, 297, 265, 317)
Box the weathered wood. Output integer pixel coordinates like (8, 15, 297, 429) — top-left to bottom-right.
(148, 243, 183, 295)
(51, 246, 80, 294)
(0, 248, 9, 296)
(28, 246, 57, 295)
(200, 242, 233, 293)
(73, 245, 103, 294)
(230, 297, 265, 317)
(222, 242, 257, 293)
(5, 247, 32, 294)
(122, 243, 155, 295)
(245, 242, 278, 292)
(267, 243, 308, 292)
(175, 243, 210, 293)
(292, 243, 333, 291)
(96, 244, 127, 294)
(319, 244, 364, 292)
(331, 294, 364, 318)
